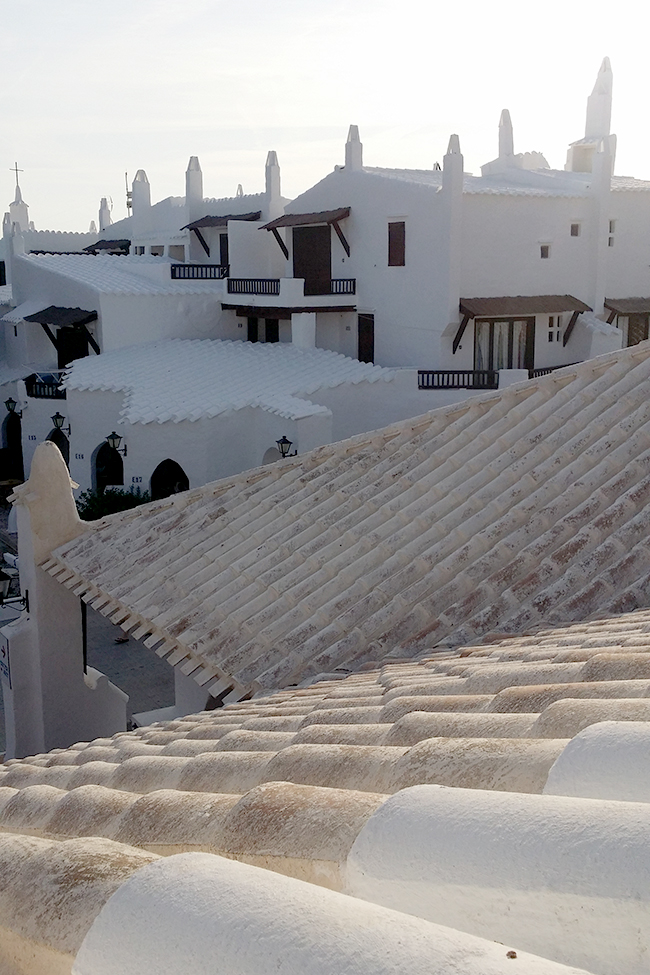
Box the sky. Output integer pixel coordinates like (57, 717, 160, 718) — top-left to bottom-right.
(2, 0, 650, 230)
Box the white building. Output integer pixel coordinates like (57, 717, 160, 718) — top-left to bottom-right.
(3, 58, 650, 499)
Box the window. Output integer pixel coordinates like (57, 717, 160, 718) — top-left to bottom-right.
(135, 246, 145, 255)
(219, 233, 229, 268)
(548, 315, 562, 343)
(570, 223, 581, 237)
(150, 245, 164, 257)
(475, 318, 535, 372)
(540, 244, 550, 259)
(388, 222, 406, 266)
(0, 261, 5, 286)
(169, 245, 185, 262)
(608, 219, 616, 248)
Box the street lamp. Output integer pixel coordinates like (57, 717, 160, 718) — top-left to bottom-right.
(106, 431, 127, 456)
(276, 435, 297, 459)
(51, 412, 71, 435)
(4, 397, 21, 417)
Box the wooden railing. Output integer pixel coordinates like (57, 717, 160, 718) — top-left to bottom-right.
(171, 264, 229, 279)
(329, 279, 356, 295)
(418, 370, 498, 390)
(25, 372, 66, 399)
(528, 363, 578, 379)
(227, 278, 281, 295)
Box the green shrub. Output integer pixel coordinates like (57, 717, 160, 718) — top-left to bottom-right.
(76, 486, 151, 521)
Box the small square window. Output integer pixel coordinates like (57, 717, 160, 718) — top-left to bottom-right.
(608, 237, 615, 247)
(609, 220, 616, 234)
(540, 244, 550, 259)
(570, 223, 580, 237)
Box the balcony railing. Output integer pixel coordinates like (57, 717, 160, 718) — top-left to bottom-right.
(25, 372, 66, 399)
(171, 264, 229, 279)
(418, 370, 499, 390)
(227, 278, 281, 296)
(528, 363, 578, 379)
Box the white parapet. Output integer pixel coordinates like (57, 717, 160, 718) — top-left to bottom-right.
(345, 783, 650, 975)
(543, 720, 650, 802)
(72, 851, 598, 975)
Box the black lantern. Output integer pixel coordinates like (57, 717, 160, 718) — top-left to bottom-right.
(4, 397, 21, 417)
(51, 412, 71, 435)
(106, 431, 127, 456)
(276, 435, 295, 459)
(0, 570, 28, 612)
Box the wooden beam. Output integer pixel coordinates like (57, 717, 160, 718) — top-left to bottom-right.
(563, 309, 580, 347)
(81, 325, 101, 355)
(271, 227, 289, 260)
(606, 309, 617, 325)
(40, 322, 59, 351)
(452, 314, 471, 354)
(332, 220, 350, 257)
(192, 227, 210, 258)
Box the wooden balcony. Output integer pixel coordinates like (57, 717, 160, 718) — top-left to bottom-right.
(171, 264, 229, 280)
(418, 370, 499, 390)
(227, 279, 281, 296)
(25, 372, 66, 399)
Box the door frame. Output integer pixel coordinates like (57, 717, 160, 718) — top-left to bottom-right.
(474, 317, 535, 372)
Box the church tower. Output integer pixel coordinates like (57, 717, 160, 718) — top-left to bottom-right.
(8, 164, 30, 232)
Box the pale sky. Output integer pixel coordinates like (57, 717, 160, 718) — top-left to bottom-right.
(2, 0, 650, 231)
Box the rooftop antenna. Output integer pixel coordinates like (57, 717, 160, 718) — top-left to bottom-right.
(125, 172, 132, 214)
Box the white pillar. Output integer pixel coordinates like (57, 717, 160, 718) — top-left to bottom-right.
(186, 156, 203, 224)
(440, 135, 464, 332)
(2, 442, 126, 758)
(291, 312, 316, 349)
(264, 151, 283, 222)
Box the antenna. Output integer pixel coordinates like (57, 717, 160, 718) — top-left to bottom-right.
(125, 172, 132, 214)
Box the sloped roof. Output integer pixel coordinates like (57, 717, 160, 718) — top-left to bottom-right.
(43, 342, 650, 701)
(2, 610, 650, 845)
(262, 208, 350, 230)
(182, 212, 261, 230)
(63, 339, 392, 423)
(24, 305, 98, 328)
(16, 254, 228, 295)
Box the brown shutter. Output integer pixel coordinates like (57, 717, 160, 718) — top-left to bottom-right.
(388, 222, 405, 266)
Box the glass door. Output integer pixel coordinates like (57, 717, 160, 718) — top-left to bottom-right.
(474, 318, 535, 371)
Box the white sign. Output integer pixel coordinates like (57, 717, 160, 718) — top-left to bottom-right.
(0, 636, 11, 689)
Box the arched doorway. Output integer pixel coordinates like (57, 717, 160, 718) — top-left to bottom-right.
(150, 459, 189, 501)
(1, 412, 24, 482)
(262, 447, 281, 464)
(93, 441, 124, 494)
(46, 428, 70, 467)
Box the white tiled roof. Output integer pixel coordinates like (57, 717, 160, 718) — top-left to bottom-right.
(44, 342, 650, 700)
(16, 254, 228, 295)
(363, 166, 592, 197)
(2, 615, 650, 973)
(63, 339, 393, 423)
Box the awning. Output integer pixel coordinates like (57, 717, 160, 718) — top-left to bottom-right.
(604, 297, 650, 315)
(24, 306, 98, 328)
(181, 212, 262, 231)
(261, 208, 350, 231)
(459, 295, 591, 318)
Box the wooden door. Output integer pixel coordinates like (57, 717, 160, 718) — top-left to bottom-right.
(293, 226, 331, 295)
(358, 314, 375, 363)
(627, 314, 649, 347)
(57, 326, 89, 368)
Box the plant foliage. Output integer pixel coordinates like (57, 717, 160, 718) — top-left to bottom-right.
(76, 486, 151, 521)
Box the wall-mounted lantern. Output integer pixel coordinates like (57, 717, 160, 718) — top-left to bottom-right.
(5, 397, 21, 417)
(106, 431, 127, 456)
(51, 412, 71, 435)
(276, 435, 297, 459)
(0, 570, 28, 613)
